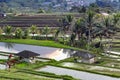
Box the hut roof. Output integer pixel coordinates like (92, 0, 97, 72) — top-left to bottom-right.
(72, 51, 96, 59)
(15, 50, 40, 58)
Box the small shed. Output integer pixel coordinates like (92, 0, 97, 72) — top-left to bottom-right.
(0, 13, 6, 18)
(72, 51, 96, 64)
(15, 50, 40, 63)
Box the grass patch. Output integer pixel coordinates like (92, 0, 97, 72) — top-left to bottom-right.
(111, 48, 120, 52)
(0, 59, 7, 64)
(18, 69, 77, 80)
(0, 61, 71, 80)
(0, 70, 55, 80)
(0, 39, 91, 52)
(0, 39, 71, 48)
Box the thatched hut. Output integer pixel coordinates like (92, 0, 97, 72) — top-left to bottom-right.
(72, 51, 96, 64)
(15, 50, 40, 63)
(0, 13, 6, 18)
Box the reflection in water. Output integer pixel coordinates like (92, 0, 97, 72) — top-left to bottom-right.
(0, 55, 8, 59)
(46, 49, 70, 61)
(46, 49, 76, 61)
(62, 62, 75, 67)
(0, 42, 75, 61)
(4, 42, 15, 49)
(62, 49, 75, 57)
(0, 42, 18, 53)
(0, 64, 6, 70)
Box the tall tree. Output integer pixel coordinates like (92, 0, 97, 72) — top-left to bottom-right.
(58, 15, 73, 43)
(4, 25, 12, 38)
(69, 33, 76, 46)
(15, 28, 23, 39)
(86, 10, 95, 50)
(112, 13, 120, 32)
(66, 14, 73, 24)
(0, 27, 3, 35)
(0, 27, 3, 40)
(43, 25, 50, 40)
(54, 28, 60, 41)
(23, 29, 30, 39)
(74, 18, 86, 40)
(55, 15, 73, 41)
(30, 25, 37, 38)
(108, 13, 120, 51)
(93, 16, 117, 52)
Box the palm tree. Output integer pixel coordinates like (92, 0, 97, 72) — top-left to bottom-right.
(30, 25, 37, 39)
(92, 23, 105, 49)
(43, 25, 50, 40)
(0, 27, 3, 40)
(113, 13, 120, 27)
(4, 25, 13, 39)
(86, 10, 95, 50)
(66, 15, 73, 23)
(4, 42, 15, 49)
(112, 13, 120, 35)
(15, 28, 23, 39)
(74, 18, 86, 40)
(60, 16, 69, 30)
(93, 16, 116, 53)
(69, 33, 76, 46)
(23, 29, 30, 39)
(0, 27, 3, 35)
(54, 28, 60, 41)
(70, 18, 87, 47)
(103, 17, 115, 53)
(107, 13, 120, 51)
(57, 16, 69, 42)
(55, 15, 73, 42)
(65, 14, 74, 31)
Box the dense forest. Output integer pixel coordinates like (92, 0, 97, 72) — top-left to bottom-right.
(0, 0, 64, 13)
(0, 0, 119, 13)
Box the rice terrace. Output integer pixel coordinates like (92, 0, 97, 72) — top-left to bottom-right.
(0, 0, 120, 80)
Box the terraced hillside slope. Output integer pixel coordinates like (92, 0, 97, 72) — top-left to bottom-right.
(0, 14, 81, 28)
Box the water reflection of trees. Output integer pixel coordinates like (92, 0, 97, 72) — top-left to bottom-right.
(62, 49, 76, 57)
(4, 42, 15, 49)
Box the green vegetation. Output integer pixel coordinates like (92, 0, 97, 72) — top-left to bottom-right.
(0, 39, 71, 49)
(0, 3, 120, 80)
(0, 58, 77, 80)
(46, 57, 120, 78)
(112, 48, 120, 52)
(0, 70, 55, 80)
(0, 39, 92, 53)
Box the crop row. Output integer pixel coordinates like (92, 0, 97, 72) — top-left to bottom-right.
(0, 23, 60, 27)
(7, 19, 59, 21)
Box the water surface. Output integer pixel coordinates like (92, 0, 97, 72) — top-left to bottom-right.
(0, 42, 70, 61)
(38, 66, 120, 80)
(0, 64, 6, 70)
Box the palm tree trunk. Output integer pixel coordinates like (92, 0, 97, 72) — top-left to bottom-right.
(78, 32, 81, 40)
(99, 35, 103, 49)
(87, 29, 91, 50)
(46, 34, 48, 40)
(104, 35, 109, 55)
(33, 33, 34, 39)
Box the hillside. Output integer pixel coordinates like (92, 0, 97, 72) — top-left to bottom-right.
(0, 0, 119, 13)
(0, 0, 64, 12)
(0, 0, 96, 13)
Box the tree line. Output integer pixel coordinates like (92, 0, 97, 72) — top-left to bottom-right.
(0, 11, 120, 53)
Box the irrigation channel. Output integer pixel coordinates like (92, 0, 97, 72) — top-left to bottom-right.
(38, 66, 120, 80)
